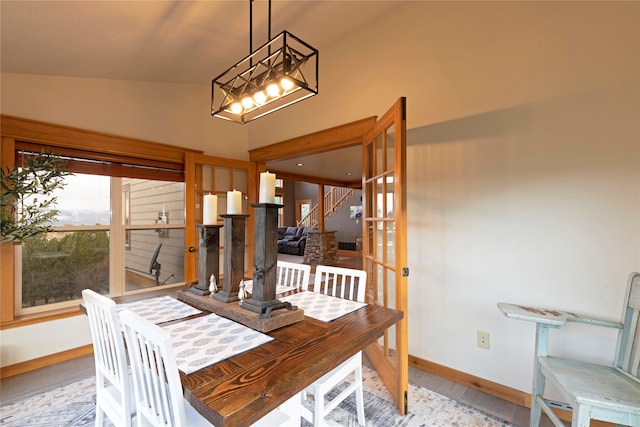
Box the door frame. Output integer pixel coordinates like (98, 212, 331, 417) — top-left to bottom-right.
(295, 199, 312, 226)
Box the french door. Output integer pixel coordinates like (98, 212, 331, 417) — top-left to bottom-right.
(362, 97, 409, 415)
(184, 152, 256, 283)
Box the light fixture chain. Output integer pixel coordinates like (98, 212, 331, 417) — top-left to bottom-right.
(249, 0, 253, 68)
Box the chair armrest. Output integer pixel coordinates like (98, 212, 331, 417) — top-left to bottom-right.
(498, 302, 622, 329)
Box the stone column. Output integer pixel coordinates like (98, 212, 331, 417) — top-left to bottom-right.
(303, 230, 338, 266)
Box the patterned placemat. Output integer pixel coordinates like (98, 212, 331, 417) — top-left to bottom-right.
(162, 313, 274, 374)
(281, 291, 366, 322)
(117, 296, 202, 324)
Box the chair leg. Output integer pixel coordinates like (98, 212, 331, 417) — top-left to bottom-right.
(313, 387, 329, 427)
(530, 399, 542, 427)
(530, 324, 548, 427)
(571, 406, 591, 427)
(95, 407, 104, 427)
(354, 363, 365, 426)
(95, 374, 104, 427)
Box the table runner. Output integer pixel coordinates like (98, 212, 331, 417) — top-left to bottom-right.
(117, 296, 202, 324)
(162, 313, 273, 374)
(281, 291, 366, 322)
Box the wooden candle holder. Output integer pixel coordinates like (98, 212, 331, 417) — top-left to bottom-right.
(213, 214, 249, 303)
(188, 224, 223, 296)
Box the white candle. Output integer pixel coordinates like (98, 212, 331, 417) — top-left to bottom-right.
(203, 194, 217, 225)
(227, 189, 242, 214)
(259, 172, 276, 203)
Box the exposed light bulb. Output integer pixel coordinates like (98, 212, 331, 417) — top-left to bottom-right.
(230, 102, 243, 114)
(281, 78, 294, 91)
(241, 97, 254, 109)
(254, 90, 267, 105)
(266, 83, 280, 97)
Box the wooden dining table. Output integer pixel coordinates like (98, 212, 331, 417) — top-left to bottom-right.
(112, 286, 403, 427)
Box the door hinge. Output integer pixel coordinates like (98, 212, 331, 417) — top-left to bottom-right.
(402, 267, 409, 277)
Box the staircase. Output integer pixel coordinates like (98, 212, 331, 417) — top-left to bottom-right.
(297, 186, 355, 228)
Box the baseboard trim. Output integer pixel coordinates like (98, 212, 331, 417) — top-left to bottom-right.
(409, 354, 614, 427)
(409, 354, 528, 406)
(0, 344, 93, 379)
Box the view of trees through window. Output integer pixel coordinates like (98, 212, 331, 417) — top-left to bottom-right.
(21, 231, 109, 307)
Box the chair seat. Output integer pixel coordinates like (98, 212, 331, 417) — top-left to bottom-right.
(540, 356, 640, 413)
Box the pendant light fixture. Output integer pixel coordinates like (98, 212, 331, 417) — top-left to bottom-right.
(211, 0, 319, 124)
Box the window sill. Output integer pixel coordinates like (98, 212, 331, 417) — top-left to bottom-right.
(1, 307, 83, 330)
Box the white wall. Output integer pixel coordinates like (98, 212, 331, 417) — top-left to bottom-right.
(2, 2, 639, 397)
(247, 1, 640, 393)
(0, 73, 248, 159)
(1, 316, 91, 367)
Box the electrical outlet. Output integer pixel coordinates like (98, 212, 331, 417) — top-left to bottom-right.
(477, 331, 490, 349)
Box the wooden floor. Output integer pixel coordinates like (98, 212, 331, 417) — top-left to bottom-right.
(0, 251, 563, 426)
(0, 353, 562, 426)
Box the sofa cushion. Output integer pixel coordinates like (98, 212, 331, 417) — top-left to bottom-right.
(282, 226, 303, 241)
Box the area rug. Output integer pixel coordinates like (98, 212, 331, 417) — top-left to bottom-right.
(0, 366, 516, 426)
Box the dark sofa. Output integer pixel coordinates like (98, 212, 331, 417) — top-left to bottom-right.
(277, 226, 316, 255)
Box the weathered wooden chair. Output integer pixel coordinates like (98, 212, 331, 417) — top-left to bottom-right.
(498, 272, 640, 427)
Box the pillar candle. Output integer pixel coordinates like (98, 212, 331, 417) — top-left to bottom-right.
(259, 172, 276, 203)
(203, 194, 217, 225)
(227, 189, 242, 214)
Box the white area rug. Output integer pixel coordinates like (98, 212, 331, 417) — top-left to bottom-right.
(0, 367, 516, 426)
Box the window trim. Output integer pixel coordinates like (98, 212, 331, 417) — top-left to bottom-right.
(0, 115, 202, 329)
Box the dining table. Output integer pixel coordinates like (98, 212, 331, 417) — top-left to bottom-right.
(110, 286, 403, 427)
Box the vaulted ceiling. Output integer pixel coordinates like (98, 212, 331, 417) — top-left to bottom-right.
(2, 1, 396, 184)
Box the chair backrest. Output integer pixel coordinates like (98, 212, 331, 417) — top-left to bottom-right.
(277, 261, 311, 291)
(82, 289, 132, 424)
(313, 265, 367, 303)
(616, 272, 640, 379)
(120, 310, 188, 427)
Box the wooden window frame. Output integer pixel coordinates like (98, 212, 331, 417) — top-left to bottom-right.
(0, 115, 201, 329)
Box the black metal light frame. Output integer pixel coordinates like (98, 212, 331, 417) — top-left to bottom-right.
(211, 1, 318, 124)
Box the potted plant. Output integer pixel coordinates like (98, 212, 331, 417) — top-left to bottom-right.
(1, 151, 71, 243)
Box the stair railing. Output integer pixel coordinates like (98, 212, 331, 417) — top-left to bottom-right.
(297, 186, 354, 228)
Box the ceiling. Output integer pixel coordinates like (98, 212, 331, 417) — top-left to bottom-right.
(1, 0, 394, 184)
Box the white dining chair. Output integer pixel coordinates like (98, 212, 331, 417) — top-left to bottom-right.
(119, 309, 302, 427)
(277, 260, 311, 291)
(303, 265, 367, 427)
(82, 289, 134, 427)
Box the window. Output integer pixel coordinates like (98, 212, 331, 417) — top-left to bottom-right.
(14, 151, 185, 315)
(0, 116, 193, 326)
(275, 194, 284, 226)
